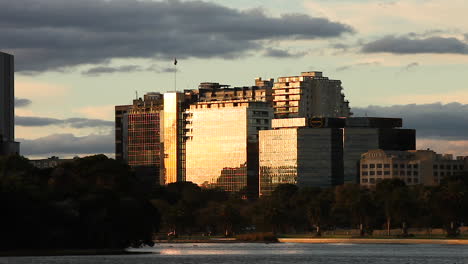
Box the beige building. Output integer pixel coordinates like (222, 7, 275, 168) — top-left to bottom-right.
(273, 71, 351, 118)
(360, 149, 468, 187)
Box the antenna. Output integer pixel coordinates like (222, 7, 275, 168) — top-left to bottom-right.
(135, 90, 138, 100)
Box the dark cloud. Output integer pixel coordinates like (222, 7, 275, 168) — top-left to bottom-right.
(82, 65, 144, 76)
(16, 116, 113, 128)
(353, 103, 468, 140)
(362, 36, 468, 54)
(0, 0, 353, 73)
(15, 97, 32, 108)
(403, 62, 419, 71)
(264, 48, 307, 58)
(19, 133, 113, 156)
(336, 61, 380, 72)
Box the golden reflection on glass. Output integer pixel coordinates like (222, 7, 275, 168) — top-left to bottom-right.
(163, 92, 184, 184)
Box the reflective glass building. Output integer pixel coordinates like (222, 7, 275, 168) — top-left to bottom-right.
(259, 118, 344, 196)
(185, 101, 273, 196)
(0, 52, 19, 155)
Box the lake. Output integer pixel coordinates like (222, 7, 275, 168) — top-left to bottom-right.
(1, 243, 468, 263)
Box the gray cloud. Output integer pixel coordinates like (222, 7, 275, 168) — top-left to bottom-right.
(353, 102, 468, 140)
(16, 116, 113, 128)
(336, 61, 380, 72)
(82, 65, 144, 76)
(362, 36, 468, 54)
(19, 133, 113, 156)
(0, 0, 353, 73)
(15, 97, 32, 108)
(264, 48, 307, 58)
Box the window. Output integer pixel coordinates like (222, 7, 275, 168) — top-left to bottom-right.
(440, 165, 445, 169)
(400, 171, 405, 176)
(440, 172, 445, 176)
(370, 164, 376, 168)
(370, 178, 375, 183)
(400, 164, 405, 168)
(384, 164, 390, 169)
(393, 164, 398, 169)
(408, 178, 413, 183)
(362, 172, 369, 176)
(377, 171, 383, 175)
(461, 165, 465, 170)
(414, 178, 419, 183)
(370, 171, 375, 176)
(413, 164, 419, 169)
(453, 165, 458, 170)
(377, 164, 383, 168)
(362, 179, 368, 183)
(413, 171, 418, 176)
(362, 164, 368, 169)
(433, 164, 438, 169)
(434, 172, 438, 176)
(407, 171, 412, 176)
(384, 171, 390, 176)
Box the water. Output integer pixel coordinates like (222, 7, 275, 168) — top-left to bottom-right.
(1, 243, 468, 264)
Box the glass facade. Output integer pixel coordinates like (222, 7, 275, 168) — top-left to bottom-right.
(259, 125, 344, 196)
(185, 101, 272, 194)
(163, 92, 185, 184)
(127, 111, 162, 167)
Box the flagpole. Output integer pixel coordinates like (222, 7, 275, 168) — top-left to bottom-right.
(174, 58, 177, 92)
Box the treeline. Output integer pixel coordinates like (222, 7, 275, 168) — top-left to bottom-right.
(151, 175, 468, 238)
(1, 154, 468, 251)
(0, 155, 159, 250)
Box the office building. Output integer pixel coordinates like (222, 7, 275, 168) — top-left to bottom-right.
(259, 117, 344, 196)
(30, 156, 74, 169)
(360, 149, 468, 187)
(185, 100, 273, 196)
(343, 117, 416, 184)
(0, 52, 19, 155)
(163, 92, 187, 184)
(273, 71, 351, 118)
(115, 93, 164, 185)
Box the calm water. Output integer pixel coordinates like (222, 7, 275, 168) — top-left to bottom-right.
(1, 243, 468, 264)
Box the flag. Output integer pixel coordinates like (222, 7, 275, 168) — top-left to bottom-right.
(174, 58, 178, 65)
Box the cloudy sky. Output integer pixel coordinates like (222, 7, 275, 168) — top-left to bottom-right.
(3, 0, 468, 158)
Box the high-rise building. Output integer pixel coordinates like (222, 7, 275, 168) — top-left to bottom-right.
(185, 100, 273, 197)
(343, 117, 416, 184)
(0, 52, 19, 155)
(273, 72, 351, 119)
(259, 117, 344, 196)
(195, 79, 273, 104)
(360, 149, 468, 187)
(163, 92, 187, 184)
(115, 93, 164, 185)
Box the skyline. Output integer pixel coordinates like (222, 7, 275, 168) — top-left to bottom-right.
(3, 0, 468, 158)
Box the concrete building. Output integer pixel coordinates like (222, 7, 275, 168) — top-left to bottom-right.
(360, 149, 468, 187)
(259, 117, 344, 196)
(273, 72, 351, 119)
(0, 52, 19, 155)
(185, 100, 273, 197)
(343, 117, 416, 184)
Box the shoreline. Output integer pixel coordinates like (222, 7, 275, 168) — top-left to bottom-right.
(278, 238, 468, 245)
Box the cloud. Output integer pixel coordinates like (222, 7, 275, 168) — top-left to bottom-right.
(14, 97, 32, 108)
(82, 65, 144, 76)
(417, 139, 468, 157)
(16, 116, 113, 128)
(336, 61, 380, 72)
(403, 62, 419, 71)
(362, 36, 468, 55)
(19, 133, 113, 156)
(353, 102, 468, 140)
(264, 48, 307, 58)
(0, 0, 353, 73)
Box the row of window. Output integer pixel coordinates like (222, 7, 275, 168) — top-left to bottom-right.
(433, 164, 464, 170)
(362, 170, 419, 176)
(362, 163, 418, 169)
(362, 178, 419, 184)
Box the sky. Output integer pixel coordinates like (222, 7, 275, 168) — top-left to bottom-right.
(2, 0, 468, 159)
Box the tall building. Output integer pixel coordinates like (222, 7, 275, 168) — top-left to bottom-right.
(273, 71, 351, 119)
(360, 149, 468, 187)
(115, 93, 164, 185)
(163, 92, 187, 184)
(195, 79, 273, 104)
(343, 117, 416, 184)
(0, 52, 19, 155)
(185, 100, 273, 197)
(259, 117, 344, 196)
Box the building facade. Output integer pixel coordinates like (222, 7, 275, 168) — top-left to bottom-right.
(0, 52, 19, 155)
(185, 100, 273, 196)
(360, 149, 468, 187)
(30, 156, 74, 169)
(343, 117, 416, 184)
(259, 117, 344, 196)
(273, 72, 351, 119)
